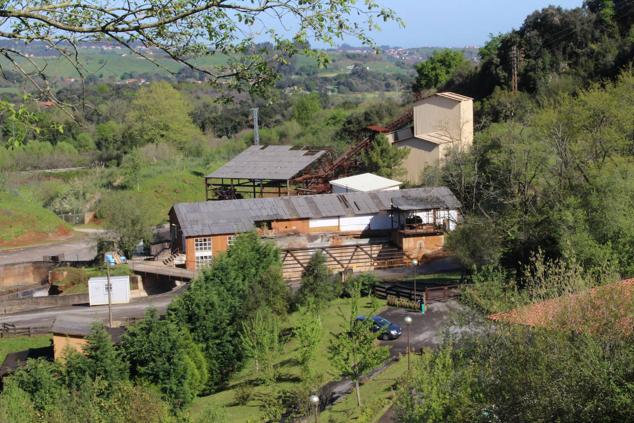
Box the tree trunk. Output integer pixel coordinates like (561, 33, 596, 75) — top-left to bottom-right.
(355, 379, 362, 407)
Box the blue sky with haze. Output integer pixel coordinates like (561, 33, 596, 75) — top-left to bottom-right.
(346, 0, 583, 48)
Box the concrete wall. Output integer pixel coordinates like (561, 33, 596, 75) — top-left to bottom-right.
(0, 294, 89, 315)
(397, 234, 445, 260)
(53, 334, 87, 360)
(393, 138, 439, 184)
(0, 262, 53, 290)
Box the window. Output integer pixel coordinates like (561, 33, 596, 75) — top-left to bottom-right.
(227, 235, 236, 247)
(195, 255, 212, 268)
(195, 237, 211, 252)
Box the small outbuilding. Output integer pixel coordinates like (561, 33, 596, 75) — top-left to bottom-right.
(88, 276, 131, 306)
(329, 173, 402, 193)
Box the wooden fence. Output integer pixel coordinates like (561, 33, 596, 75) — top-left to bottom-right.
(0, 323, 51, 338)
(374, 283, 460, 304)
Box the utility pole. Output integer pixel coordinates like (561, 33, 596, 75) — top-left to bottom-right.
(251, 107, 259, 146)
(511, 45, 518, 94)
(106, 263, 113, 329)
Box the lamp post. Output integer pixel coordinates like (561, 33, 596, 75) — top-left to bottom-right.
(309, 394, 320, 423)
(404, 316, 412, 371)
(411, 259, 418, 302)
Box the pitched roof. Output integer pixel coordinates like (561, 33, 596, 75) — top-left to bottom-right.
(206, 145, 327, 180)
(329, 173, 402, 192)
(172, 187, 461, 237)
(435, 92, 473, 102)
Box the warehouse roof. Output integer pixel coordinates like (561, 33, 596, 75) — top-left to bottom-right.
(172, 187, 460, 237)
(206, 145, 327, 180)
(330, 173, 402, 192)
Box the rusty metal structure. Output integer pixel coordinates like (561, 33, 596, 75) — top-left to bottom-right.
(290, 109, 413, 194)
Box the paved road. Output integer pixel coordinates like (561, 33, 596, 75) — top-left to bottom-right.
(0, 289, 182, 328)
(0, 233, 99, 265)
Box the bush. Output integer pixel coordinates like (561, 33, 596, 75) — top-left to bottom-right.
(294, 252, 342, 309)
(233, 383, 254, 405)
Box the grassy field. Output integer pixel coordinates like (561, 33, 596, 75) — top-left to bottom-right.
(0, 335, 52, 364)
(189, 297, 387, 422)
(134, 166, 207, 225)
(0, 191, 69, 247)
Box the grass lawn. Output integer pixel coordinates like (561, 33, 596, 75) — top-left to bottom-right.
(189, 296, 387, 422)
(0, 335, 52, 364)
(320, 358, 408, 423)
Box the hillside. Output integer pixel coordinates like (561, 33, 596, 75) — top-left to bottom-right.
(0, 191, 70, 248)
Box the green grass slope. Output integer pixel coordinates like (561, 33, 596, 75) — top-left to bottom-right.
(0, 191, 70, 247)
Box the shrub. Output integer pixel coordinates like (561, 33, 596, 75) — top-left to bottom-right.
(233, 383, 254, 405)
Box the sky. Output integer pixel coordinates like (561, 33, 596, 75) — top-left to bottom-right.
(345, 0, 584, 48)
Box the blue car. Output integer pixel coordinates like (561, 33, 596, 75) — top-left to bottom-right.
(355, 315, 402, 340)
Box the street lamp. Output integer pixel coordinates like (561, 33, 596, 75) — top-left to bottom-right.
(411, 259, 418, 302)
(309, 394, 320, 423)
(404, 316, 412, 371)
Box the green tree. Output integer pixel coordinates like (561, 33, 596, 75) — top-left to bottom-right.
(124, 81, 204, 149)
(395, 344, 477, 423)
(292, 93, 322, 126)
(240, 308, 282, 384)
(361, 134, 409, 179)
(294, 303, 323, 379)
(413, 49, 470, 92)
(0, 2, 399, 100)
(98, 191, 151, 258)
(295, 251, 341, 309)
(121, 309, 208, 409)
(81, 323, 129, 387)
(120, 149, 143, 191)
(328, 282, 389, 407)
(0, 381, 38, 423)
(168, 232, 286, 390)
(8, 358, 64, 413)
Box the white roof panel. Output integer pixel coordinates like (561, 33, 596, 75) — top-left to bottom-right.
(330, 173, 402, 192)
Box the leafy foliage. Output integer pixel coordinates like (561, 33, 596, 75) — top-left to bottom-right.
(413, 49, 470, 92)
(240, 309, 282, 384)
(361, 134, 409, 179)
(295, 251, 342, 309)
(121, 309, 208, 409)
(168, 232, 288, 391)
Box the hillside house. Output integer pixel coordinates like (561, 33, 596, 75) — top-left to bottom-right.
(381, 92, 474, 184)
(169, 187, 461, 280)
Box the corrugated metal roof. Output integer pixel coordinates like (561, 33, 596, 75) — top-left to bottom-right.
(330, 173, 402, 192)
(172, 187, 461, 237)
(206, 145, 327, 180)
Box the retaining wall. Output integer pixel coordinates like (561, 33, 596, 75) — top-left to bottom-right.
(0, 294, 88, 315)
(0, 262, 53, 289)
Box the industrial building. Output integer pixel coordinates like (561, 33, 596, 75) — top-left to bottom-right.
(375, 92, 474, 184)
(169, 187, 460, 280)
(204, 145, 330, 200)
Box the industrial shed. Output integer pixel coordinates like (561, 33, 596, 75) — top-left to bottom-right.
(169, 187, 461, 278)
(204, 145, 329, 200)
